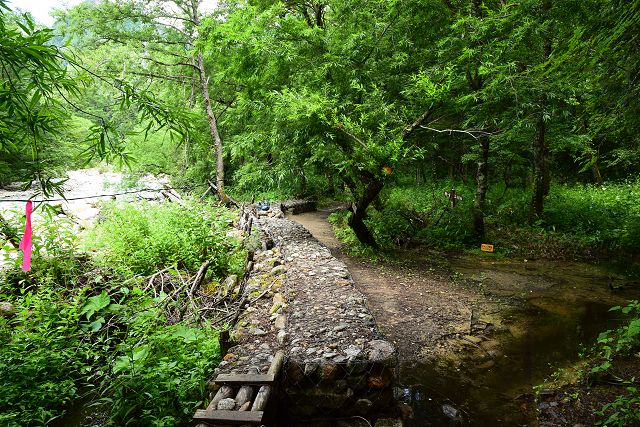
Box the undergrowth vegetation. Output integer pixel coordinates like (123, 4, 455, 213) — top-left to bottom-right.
(330, 179, 640, 263)
(538, 301, 640, 427)
(590, 301, 640, 426)
(84, 201, 245, 279)
(0, 200, 240, 426)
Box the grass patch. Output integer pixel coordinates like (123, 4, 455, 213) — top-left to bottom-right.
(331, 180, 640, 264)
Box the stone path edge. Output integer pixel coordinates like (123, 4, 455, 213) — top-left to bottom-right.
(204, 202, 400, 424)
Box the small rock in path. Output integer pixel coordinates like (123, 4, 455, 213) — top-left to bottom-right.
(217, 398, 236, 410)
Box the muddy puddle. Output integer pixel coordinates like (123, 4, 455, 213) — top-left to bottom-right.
(402, 256, 639, 426)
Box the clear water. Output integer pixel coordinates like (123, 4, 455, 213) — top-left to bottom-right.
(401, 257, 639, 426)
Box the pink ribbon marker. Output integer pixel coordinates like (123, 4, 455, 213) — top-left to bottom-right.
(18, 200, 33, 272)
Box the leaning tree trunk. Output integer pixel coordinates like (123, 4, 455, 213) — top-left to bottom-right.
(196, 52, 227, 204)
(348, 177, 384, 248)
(473, 137, 489, 239)
(187, 0, 228, 204)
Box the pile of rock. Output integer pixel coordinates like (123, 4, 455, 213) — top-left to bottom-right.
(211, 245, 289, 378)
(258, 206, 398, 420)
(207, 202, 398, 424)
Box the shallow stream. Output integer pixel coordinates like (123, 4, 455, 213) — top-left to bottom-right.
(402, 257, 639, 426)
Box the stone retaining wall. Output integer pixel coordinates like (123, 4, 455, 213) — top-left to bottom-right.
(209, 203, 398, 424)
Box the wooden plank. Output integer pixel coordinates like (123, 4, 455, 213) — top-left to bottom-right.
(195, 385, 237, 427)
(193, 409, 263, 424)
(214, 373, 274, 385)
(267, 351, 285, 377)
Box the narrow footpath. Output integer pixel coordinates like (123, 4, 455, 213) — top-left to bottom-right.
(288, 209, 544, 426)
(288, 209, 501, 367)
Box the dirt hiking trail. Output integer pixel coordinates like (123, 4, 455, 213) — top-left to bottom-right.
(288, 208, 502, 367)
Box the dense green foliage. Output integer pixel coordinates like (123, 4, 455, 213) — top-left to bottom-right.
(2, 0, 639, 250)
(0, 285, 221, 426)
(8, 0, 635, 253)
(0, 2, 83, 192)
(85, 200, 245, 278)
(1, 0, 639, 423)
(589, 301, 640, 426)
(0, 201, 241, 426)
(191, 0, 640, 249)
(0, 289, 92, 425)
(0, 0, 192, 195)
(330, 180, 640, 260)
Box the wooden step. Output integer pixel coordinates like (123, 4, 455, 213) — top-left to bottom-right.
(194, 352, 285, 426)
(213, 373, 274, 385)
(193, 409, 264, 425)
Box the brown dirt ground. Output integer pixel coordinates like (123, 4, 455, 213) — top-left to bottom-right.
(288, 208, 640, 426)
(288, 209, 506, 366)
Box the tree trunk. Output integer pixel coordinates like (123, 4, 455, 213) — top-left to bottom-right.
(591, 157, 603, 186)
(190, 0, 227, 204)
(473, 137, 489, 239)
(196, 52, 227, 204)
(531, 115, 550, 220)
(348, 178, 384, 248)
(468, 0, 489, 238)
(530, 0, 552, 221)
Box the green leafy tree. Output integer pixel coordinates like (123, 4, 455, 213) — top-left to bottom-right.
(0, 0, 192, 198)
(204, 0, 454, 245)
(55, 0, 234, 203)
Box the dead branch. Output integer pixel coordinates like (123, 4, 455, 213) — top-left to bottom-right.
(336, 124, 368, 149)
(189, 260, 212, 302)
(142, 55, 198, 70)
(128, 71, 191, 81)
(199, 185, 213, 200)
(207, 180, 240, 208)
(419, 126, 499, 140)
(144, 265, 176, 293)
(403, 106, 434, 139)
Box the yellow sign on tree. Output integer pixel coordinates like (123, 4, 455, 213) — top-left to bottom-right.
(481, 244, 494, 252)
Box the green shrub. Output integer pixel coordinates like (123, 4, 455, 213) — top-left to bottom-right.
(85, 200, 245, 279)
(0, 282, 222, 427)
(99, 309, 220, 426)
(1, 200, 230, 426)
(544, 181, 640, 252)
(366, 181, 476, 249)
(0, 289, 95, 426)
(592, 301, 640, 369)
(596, 388, 640, 427)
(589, 301, 640, 426)
(329, 179, 640, 257)
(1, 206, 84, 290)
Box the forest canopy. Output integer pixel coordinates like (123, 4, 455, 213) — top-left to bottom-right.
(1, 0, 639, 250)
